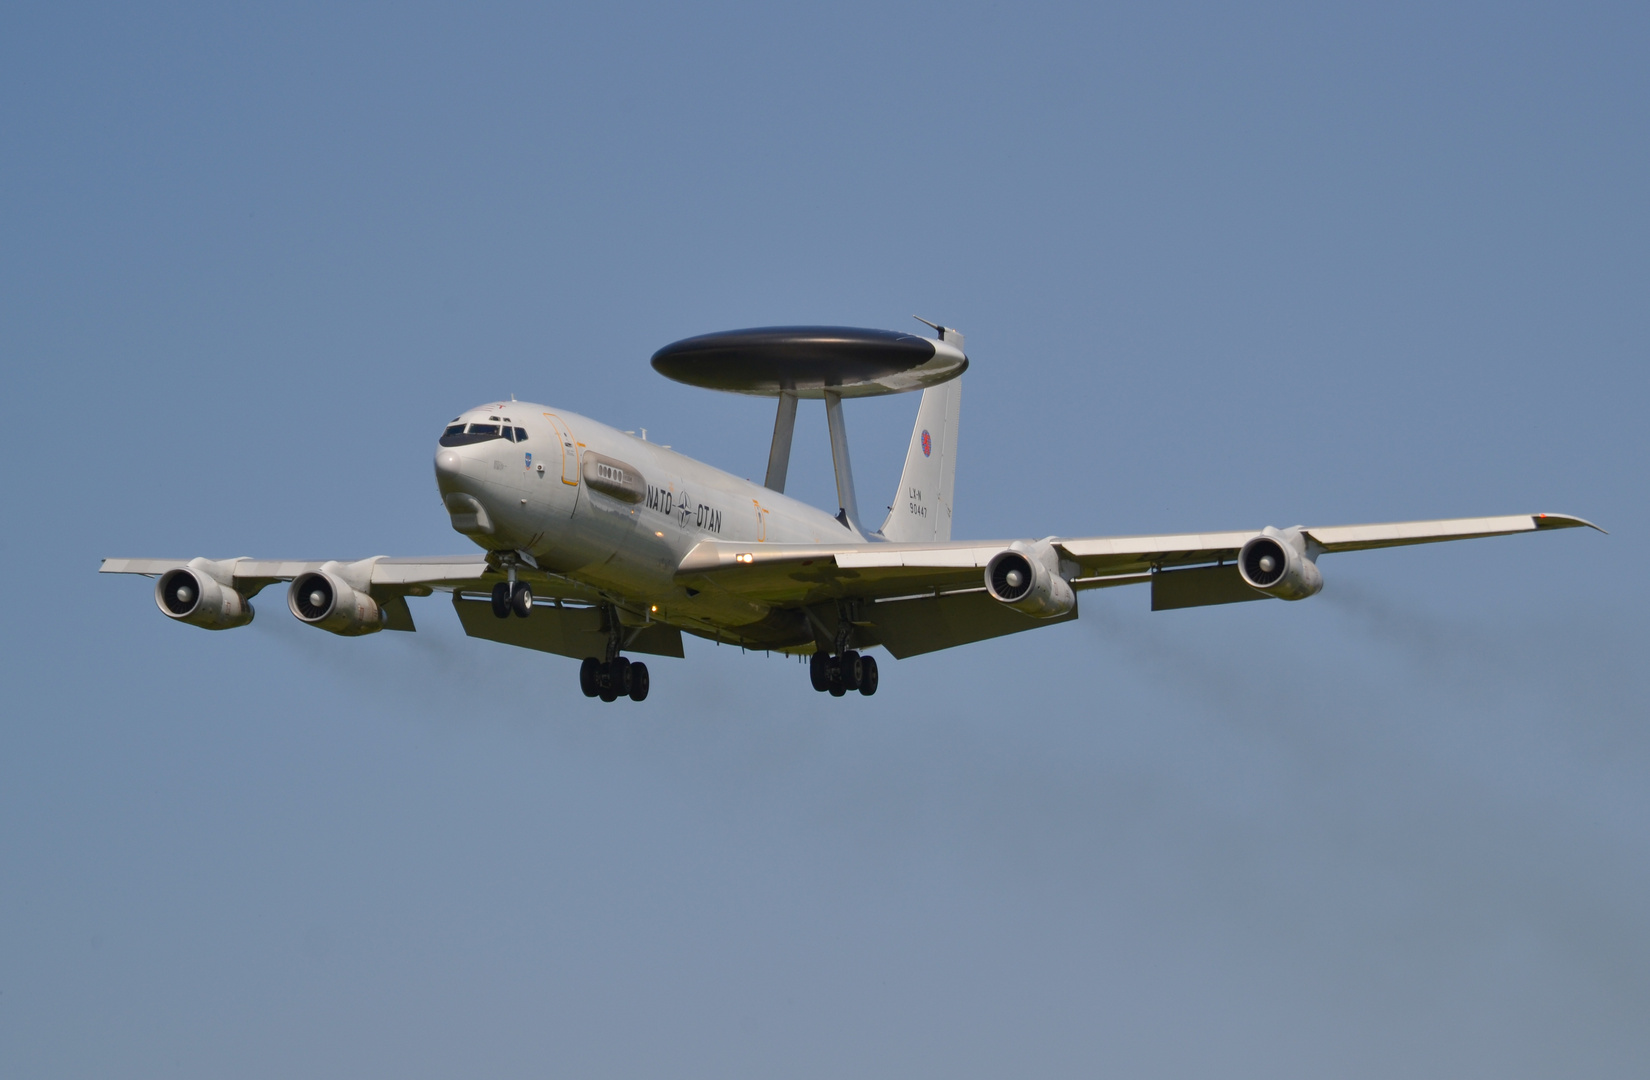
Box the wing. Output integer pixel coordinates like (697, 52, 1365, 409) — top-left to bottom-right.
(676, 513, 1600, 654)
(678, 513, 1598, 602)
(99, 554, 605, 632)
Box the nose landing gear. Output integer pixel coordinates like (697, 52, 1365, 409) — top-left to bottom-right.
(490, 553, 535, 618)
(491, 581, 533, 618)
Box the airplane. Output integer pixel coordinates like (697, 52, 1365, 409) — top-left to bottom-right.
(101, 323, 1600, 703)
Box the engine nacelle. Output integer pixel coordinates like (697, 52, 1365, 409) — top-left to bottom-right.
(1238, 527, 1323, 601)
(984, 541, 1076, 618)
(155, 565, 254, 629)
(288, 571, 384, 636)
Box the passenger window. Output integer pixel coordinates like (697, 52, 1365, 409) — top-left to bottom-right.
(514, 428, 528, 442)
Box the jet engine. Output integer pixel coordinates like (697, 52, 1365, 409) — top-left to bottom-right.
(288, 571, 385, 635)
(1238, 528, 1323, 601)
(984, 541, 1076, 618)
(155, 565, 254, 629)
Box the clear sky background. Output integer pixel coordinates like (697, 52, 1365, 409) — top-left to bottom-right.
(3, 3, 1647, 1076)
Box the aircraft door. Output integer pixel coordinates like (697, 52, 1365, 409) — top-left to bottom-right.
(543, 413, 582, 485)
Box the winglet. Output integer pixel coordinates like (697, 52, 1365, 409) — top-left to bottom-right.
(1534, 513, 1607, 534)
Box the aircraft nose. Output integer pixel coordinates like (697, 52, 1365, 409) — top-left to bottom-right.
(434, 449, 463, 478)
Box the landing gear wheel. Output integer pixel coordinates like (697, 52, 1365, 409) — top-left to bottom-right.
(857, 654, 879, 696)
(599, 682, 619, 702)
(490, 582, 511, 619)
(609, 656, 632, 697)
(628, 662, 649, 702)
(839, 650, 862, 692)
(510, 582, 533, 617)
(810, 652, 831, 692)
(579, 657, 601, 698)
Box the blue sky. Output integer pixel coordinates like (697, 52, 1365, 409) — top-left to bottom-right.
(3, 3, 1647, 1076)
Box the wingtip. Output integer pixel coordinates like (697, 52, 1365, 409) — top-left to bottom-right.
(1534, 513, 1607, 535)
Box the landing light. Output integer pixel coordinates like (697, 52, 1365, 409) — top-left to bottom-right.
(736, 553, 754, 563)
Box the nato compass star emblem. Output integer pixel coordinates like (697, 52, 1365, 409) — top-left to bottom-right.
(921, 430, 932, 457)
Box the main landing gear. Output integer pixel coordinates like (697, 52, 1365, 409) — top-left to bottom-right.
(580, 599, 648, 703)
(810, 650, 878, 697)
(580, 656, 649, 702)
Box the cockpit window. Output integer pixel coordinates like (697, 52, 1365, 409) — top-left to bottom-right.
(438, 421, 506, 447)
(502, 426, 516, 442)
(514, 428, 528, 442)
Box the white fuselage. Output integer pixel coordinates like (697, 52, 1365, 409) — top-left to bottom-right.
(433, 400, 857, 637)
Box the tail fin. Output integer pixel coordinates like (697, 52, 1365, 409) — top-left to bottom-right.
(878, 377, 961, 542)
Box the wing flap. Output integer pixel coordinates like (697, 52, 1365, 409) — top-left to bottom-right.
(1150, 564, 1267, 611)
(452, 594, 684, 659)
(864, 590, 1077, 658)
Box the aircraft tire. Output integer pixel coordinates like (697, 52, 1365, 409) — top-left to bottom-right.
(858, 655, 878, 696)
(510, 582, 533, 617)
(490, 582, 511, 619)
(628, 662, 649, 702)
(828, 682, 847, 697)
(610, 656, 632, 696)
(579, 657, 601, 697)
(809, 652, 831, 692)
(840, 650, 862, 692)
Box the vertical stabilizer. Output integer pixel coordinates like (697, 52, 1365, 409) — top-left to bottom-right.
(878, 378, 961, 542)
